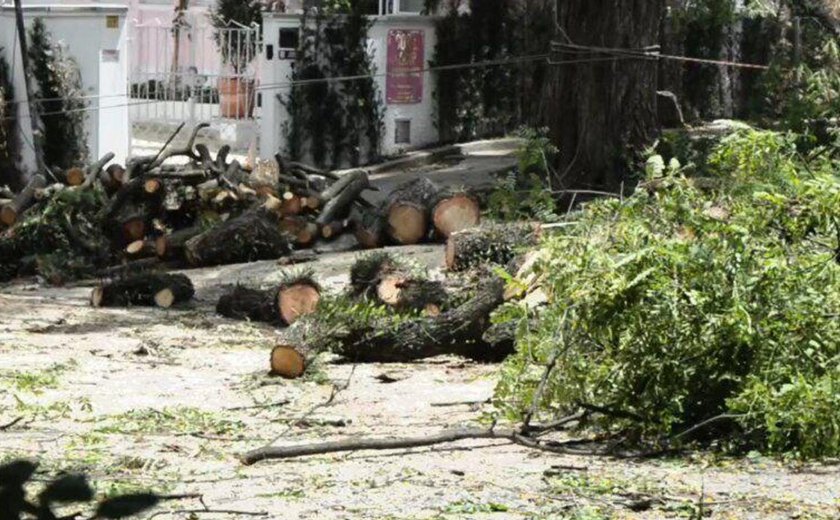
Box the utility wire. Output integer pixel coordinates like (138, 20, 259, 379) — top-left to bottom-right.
(2, 41, 781, 121)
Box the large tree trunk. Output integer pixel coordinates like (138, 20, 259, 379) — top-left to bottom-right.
(552, 0, 664, 190)
(184, 200, 293, 267)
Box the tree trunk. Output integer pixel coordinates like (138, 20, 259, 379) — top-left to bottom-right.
(445, 223, 541, 271)
(0, 174, 46, 226)
(90, 273, 194, 309)
(184, 201, 293, 267)
(335, 276, 510, 363)
(552, 0, 664, 190)
(155, 226, 202, 261)
(385, 177, 441, 245)
(431, 191, 481, 239)
(216, 276, 320, 326)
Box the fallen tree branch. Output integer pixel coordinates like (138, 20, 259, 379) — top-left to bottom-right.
(148, 509, 268, 519)
(240, 424, 591, 465)
(0, 416, 23, 431)
(241, 427, 520, 464)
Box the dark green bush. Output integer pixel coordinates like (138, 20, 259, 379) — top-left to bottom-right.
(0, 47, 21, 189)
(494, 129, 840, 458)
(28, 18, 88, 170)
(284, 0, 383, 168)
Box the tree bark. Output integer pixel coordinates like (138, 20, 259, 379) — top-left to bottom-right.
(385, 177, 441, 245)
(90, 273, 194, 309)
(445, 223, 540, 271)
(155, 226, 202, 261)
(0, 174, 46, 226)
(184, 201, 293, 267)
(431, 190, 481, 238)
(335, 276, 510, 363)
(216, 277, 320, 326)
(552, 0, 664, 190)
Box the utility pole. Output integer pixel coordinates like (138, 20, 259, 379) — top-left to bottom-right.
(12, 0, 50, 177)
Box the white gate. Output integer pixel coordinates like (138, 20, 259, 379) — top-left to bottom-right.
(128, 13, 261, 157)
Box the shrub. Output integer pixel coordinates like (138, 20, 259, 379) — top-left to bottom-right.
(494, 129, 840, 458)
(0, 47, 21, 189)
(284, 1, 383, 168)
(28, 18, 88, 170)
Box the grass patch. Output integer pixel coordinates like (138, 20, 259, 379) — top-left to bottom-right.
(10, 394, 91, 421)
(0, 361, 77, 394)
(256, 488, 305, 500)
(96, 406, 245, 436)
(441, 500, 510, 514)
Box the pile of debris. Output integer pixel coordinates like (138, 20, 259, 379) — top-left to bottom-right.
(0, 122, 483, 284)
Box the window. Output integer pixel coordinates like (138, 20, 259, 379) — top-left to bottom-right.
(278, 28, 299, 60)
(279, 28, 299, 49)
(395, 119, 411, 144)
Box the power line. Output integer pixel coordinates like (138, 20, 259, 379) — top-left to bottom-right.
(2, 41, 781, 122)
(0, 51, 561, 120)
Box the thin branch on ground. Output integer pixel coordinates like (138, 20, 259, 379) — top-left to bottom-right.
(672, 413, 745, 441)
(224, 399, 291, 411)
(430, 399, 490, 407)
(0, 416, 24, 431)
(148, 509, 268, 519)
(240, 425, 596, 465)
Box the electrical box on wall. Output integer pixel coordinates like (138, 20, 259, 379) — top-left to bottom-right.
(395, 119, 411, 144)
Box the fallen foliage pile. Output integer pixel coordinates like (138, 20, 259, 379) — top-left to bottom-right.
(494, 129, 840, 458)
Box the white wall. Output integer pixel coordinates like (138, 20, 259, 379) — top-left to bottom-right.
(259, 13, 438, 163)
(0, 4, 129, 173)
(369, 15, 437, 156)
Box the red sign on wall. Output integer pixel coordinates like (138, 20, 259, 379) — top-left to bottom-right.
(386, 29, 424, 105)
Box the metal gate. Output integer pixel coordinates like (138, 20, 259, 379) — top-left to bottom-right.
(128, 13, 261, 158)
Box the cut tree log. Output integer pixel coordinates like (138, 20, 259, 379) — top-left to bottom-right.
(385, 177, 441, 245)
(216, 286, 281, 324)
(445, 223, 541, 271)
(315, 170, 372, 226)
(216, 275, 321, 326)
(269, 344, 315, 379)
(144, 178, 162, 195)
(321, 219, 349, 239)
(336, 276, 508, 362)
(432, 191, 481, 238)
(349, 252, 446, 312)
(349, 251, 402, 300)
(280, 192, 303, 215)
(125, 239, 156, 259)
(99, 164, 126, 195)
(184, 199, 293, 267)
(277, 276, 321, 325)
(91, 273, 194, 309)
(1, 174, 46, 226)
(279, 216, 319, 246)
(58, 167, 85, 187)
(120, 211, 147, 243)
(378, 277, 448, 314)
(155, 226, 202, 261)
(278, 275, 510, 369)
(352, 204, 386, 249)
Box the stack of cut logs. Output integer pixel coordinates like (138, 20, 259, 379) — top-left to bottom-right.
(0, 122, 484, 282)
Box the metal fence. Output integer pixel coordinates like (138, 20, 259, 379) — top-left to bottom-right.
(128, 15, 261, 157)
